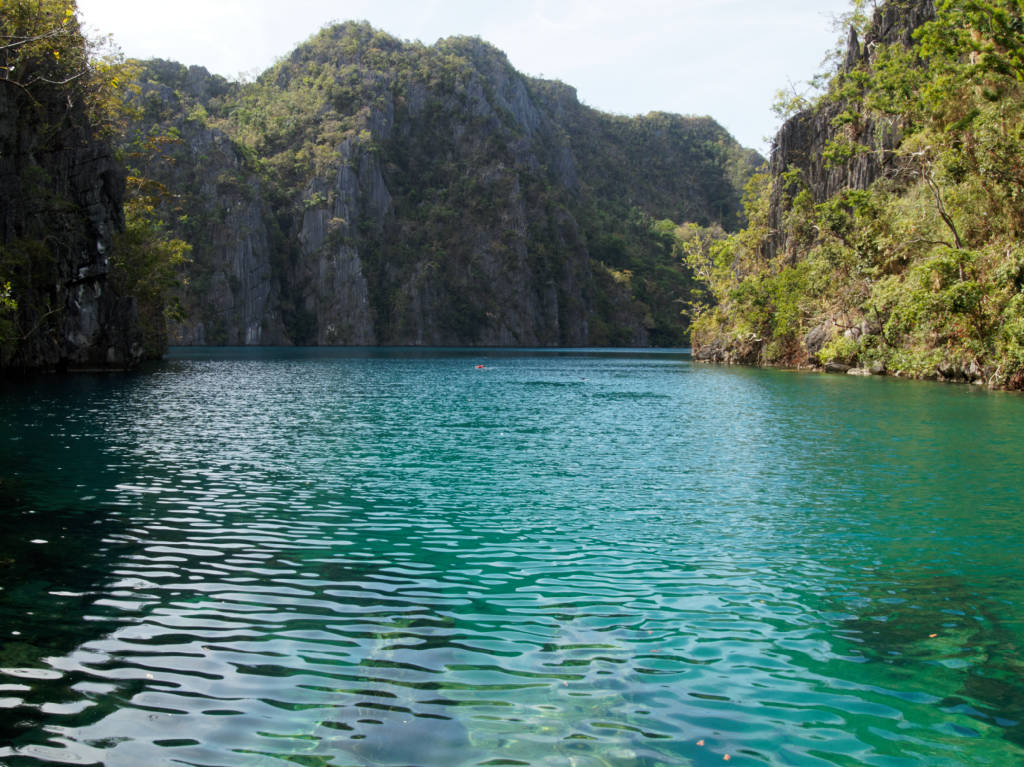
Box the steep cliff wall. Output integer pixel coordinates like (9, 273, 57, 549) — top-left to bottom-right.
(0, 61, 140, 370)
(764, 0, 936, 260)
(133, 24, 760, 348)
(125, 62, 289, 346)
(330, 35, 597, 346)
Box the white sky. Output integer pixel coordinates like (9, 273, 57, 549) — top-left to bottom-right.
(76, 0, 854, 154)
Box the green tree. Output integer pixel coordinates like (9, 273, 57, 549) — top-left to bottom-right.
(1, 0, 129, 132)
(1, 0, 84, 95)
(110, 184, 191, 357)
(110, 124, 194, 357)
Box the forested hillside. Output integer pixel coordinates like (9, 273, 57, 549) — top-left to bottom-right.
(126, 23, 760, 348)
(691, 0, 1024, 388)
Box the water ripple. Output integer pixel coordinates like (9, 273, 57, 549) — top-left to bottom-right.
(0, 351, 1023, 765)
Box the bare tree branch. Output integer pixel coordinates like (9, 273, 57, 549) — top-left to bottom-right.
(0, 28, 69, 52)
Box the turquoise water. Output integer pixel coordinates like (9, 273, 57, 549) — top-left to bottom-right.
(1, 348, 1023, 766)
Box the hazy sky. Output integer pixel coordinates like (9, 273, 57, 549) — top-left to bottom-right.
(75, 0, 854, 153)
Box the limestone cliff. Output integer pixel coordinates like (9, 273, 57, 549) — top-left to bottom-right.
(693, 0, 937, 369)
(133, 24, 760, 348)
(125, 61, 289, 346)
(764, 0, 937, 261)
(0, 64, 140, 370)
(691, 0, 1024, 388)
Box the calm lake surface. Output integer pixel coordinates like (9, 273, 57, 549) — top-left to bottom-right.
(1, 347, 1023, 766)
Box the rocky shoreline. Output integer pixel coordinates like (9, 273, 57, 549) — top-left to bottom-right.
(693, 342, 1021, 391)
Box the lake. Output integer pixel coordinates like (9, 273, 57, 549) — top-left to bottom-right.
(1, 348, 1022, 766)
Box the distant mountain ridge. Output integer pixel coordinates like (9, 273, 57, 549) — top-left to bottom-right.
(128, 22, 762, 348)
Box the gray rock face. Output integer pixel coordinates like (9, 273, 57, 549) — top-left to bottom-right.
(764, 0, 936, 260)
(825, 361, 852, 374)
(295, 141, 377, 345)
(0, 81, 141, 370)
(130, 71, 289, 347)
(803, 322, 832, 358)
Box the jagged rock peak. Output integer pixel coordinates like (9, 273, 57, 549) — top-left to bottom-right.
(842, 0, 937, 70)
(764, 0, 937, 259)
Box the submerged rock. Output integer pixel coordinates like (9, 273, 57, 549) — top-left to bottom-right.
(340, 715, 473, 766)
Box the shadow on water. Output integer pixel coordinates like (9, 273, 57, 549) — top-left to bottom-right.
(835, 572, 1024, 748)
(0, 373, 149, 748)
(0, 483, 135, 747)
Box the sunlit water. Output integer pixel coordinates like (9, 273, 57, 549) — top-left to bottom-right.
(1, 348, 1023, 766)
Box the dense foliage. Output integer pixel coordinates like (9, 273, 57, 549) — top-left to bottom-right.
(691, 0, 1024, 387)
(0, 0, 121, 125)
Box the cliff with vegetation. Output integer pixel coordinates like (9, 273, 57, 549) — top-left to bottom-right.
(128, 24, 760, 348)
(691, 0, 1024, 389)
(0, 1, 140, 369)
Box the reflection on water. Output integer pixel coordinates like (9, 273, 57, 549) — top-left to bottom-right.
(0, 350, 1022, 766)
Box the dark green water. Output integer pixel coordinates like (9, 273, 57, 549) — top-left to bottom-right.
(1, 348, 1023, 767)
